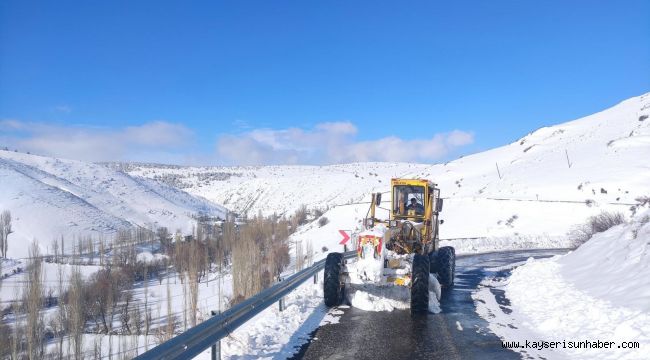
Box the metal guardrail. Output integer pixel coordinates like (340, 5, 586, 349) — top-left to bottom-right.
(135, 250, 357, 360)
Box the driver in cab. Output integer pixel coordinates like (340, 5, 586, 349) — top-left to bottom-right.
(406, 197, 424, 215)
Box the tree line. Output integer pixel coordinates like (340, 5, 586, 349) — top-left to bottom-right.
(0, 205, 316, 359)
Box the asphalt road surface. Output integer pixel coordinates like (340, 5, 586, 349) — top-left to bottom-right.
(292, 249, 568, 360)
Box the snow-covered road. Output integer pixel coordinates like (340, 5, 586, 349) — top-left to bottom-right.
(294, 249, 567, 360)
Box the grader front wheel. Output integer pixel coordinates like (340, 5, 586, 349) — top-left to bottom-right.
(410, 254, 430, 314)
(324, 252, 344, 307)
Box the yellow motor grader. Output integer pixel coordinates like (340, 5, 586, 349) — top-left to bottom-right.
(324, 178, 455, 313)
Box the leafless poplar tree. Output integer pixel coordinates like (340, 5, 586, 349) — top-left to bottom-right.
(0, 210, 12, 257)
(67, 268, 85, 360)
(188, 242, 200, 327)
(25, 242, 44, 359)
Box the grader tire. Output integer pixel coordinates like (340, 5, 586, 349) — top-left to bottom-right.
(437, 246, 456, 288)
(410, 254, 430, 314)
(324, 252, 344, 307)
(429, 250, 439, 274)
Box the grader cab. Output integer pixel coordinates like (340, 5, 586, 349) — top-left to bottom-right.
(324, 178, 455, 314)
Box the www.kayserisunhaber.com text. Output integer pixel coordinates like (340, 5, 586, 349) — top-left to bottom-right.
(502, 340, 640, 351)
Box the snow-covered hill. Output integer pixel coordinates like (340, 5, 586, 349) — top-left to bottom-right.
(0, 151, 227, 258)
(126, 93, 650, 247)
(124, 162, 431, 216)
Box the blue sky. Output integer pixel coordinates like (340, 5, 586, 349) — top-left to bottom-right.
(1, 0, 649, 164)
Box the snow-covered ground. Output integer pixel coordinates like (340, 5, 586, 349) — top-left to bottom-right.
(473, 209, 650, 359)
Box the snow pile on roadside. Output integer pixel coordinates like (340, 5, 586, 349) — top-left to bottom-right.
(193, 277, 344, 359)
(476, 210, 650, 359)
(440, 234, 574, 255)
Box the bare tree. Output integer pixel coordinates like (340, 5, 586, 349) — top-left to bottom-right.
(120, 293, 132, 335)
(295, 239, 304, 271)
(132, 300, 143, 335)
(0, 210, 12, 257)
(231, 215, 290, 303)
(305, 239, 314, 268)
(0, 276, 8, 359)
(99, 235, 105, 266)
(232, 218, 263, 303)
(165, 278, 176, 340)
(25, 242, 45, 359)
(51, 238, 60, 263)
(66, 268, 85, 360)
(188, 242, 200, 327)
(11, 300, 21, 360)
(56, 258, 66, 359)
(143, 265, 150, 336)
(182, 272, 188, 330)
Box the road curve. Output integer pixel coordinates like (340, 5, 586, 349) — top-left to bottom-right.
(291, 249, 568, 360)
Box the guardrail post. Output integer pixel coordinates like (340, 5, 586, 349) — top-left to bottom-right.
(211, 310, 220, 360)
(278, 276, 285, 312)
(313, 272, 318, 284)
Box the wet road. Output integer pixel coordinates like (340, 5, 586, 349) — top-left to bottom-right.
(292, 249, 568, 360)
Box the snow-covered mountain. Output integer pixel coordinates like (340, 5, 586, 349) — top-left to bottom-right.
(126, 93, 650, 245)
(0, 151, 227, 258)
(2, 93, 648, 258)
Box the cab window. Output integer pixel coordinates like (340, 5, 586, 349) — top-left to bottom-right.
(393, 185, 425, 216)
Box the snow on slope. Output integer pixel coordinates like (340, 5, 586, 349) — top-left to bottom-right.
(126, 93, 650, 248)
(473, 210, 650, 360)
(0, 150, 227, 258)
(126, 162, 431, 217)
(408, 92, 650, 239)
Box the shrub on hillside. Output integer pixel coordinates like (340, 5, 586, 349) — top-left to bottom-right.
(313, 208, 324, 218)
(292, 205, 309, 229)
(318, 216, 329, 227)
(570, 211, 625, 246)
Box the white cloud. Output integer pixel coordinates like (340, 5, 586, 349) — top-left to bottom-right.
(216, 121, 474, 165)
(446, 130, 474, 146)
(0, 120, 193, 163)
(0, 119, 25, 130)
(1, 119, 474, 165)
